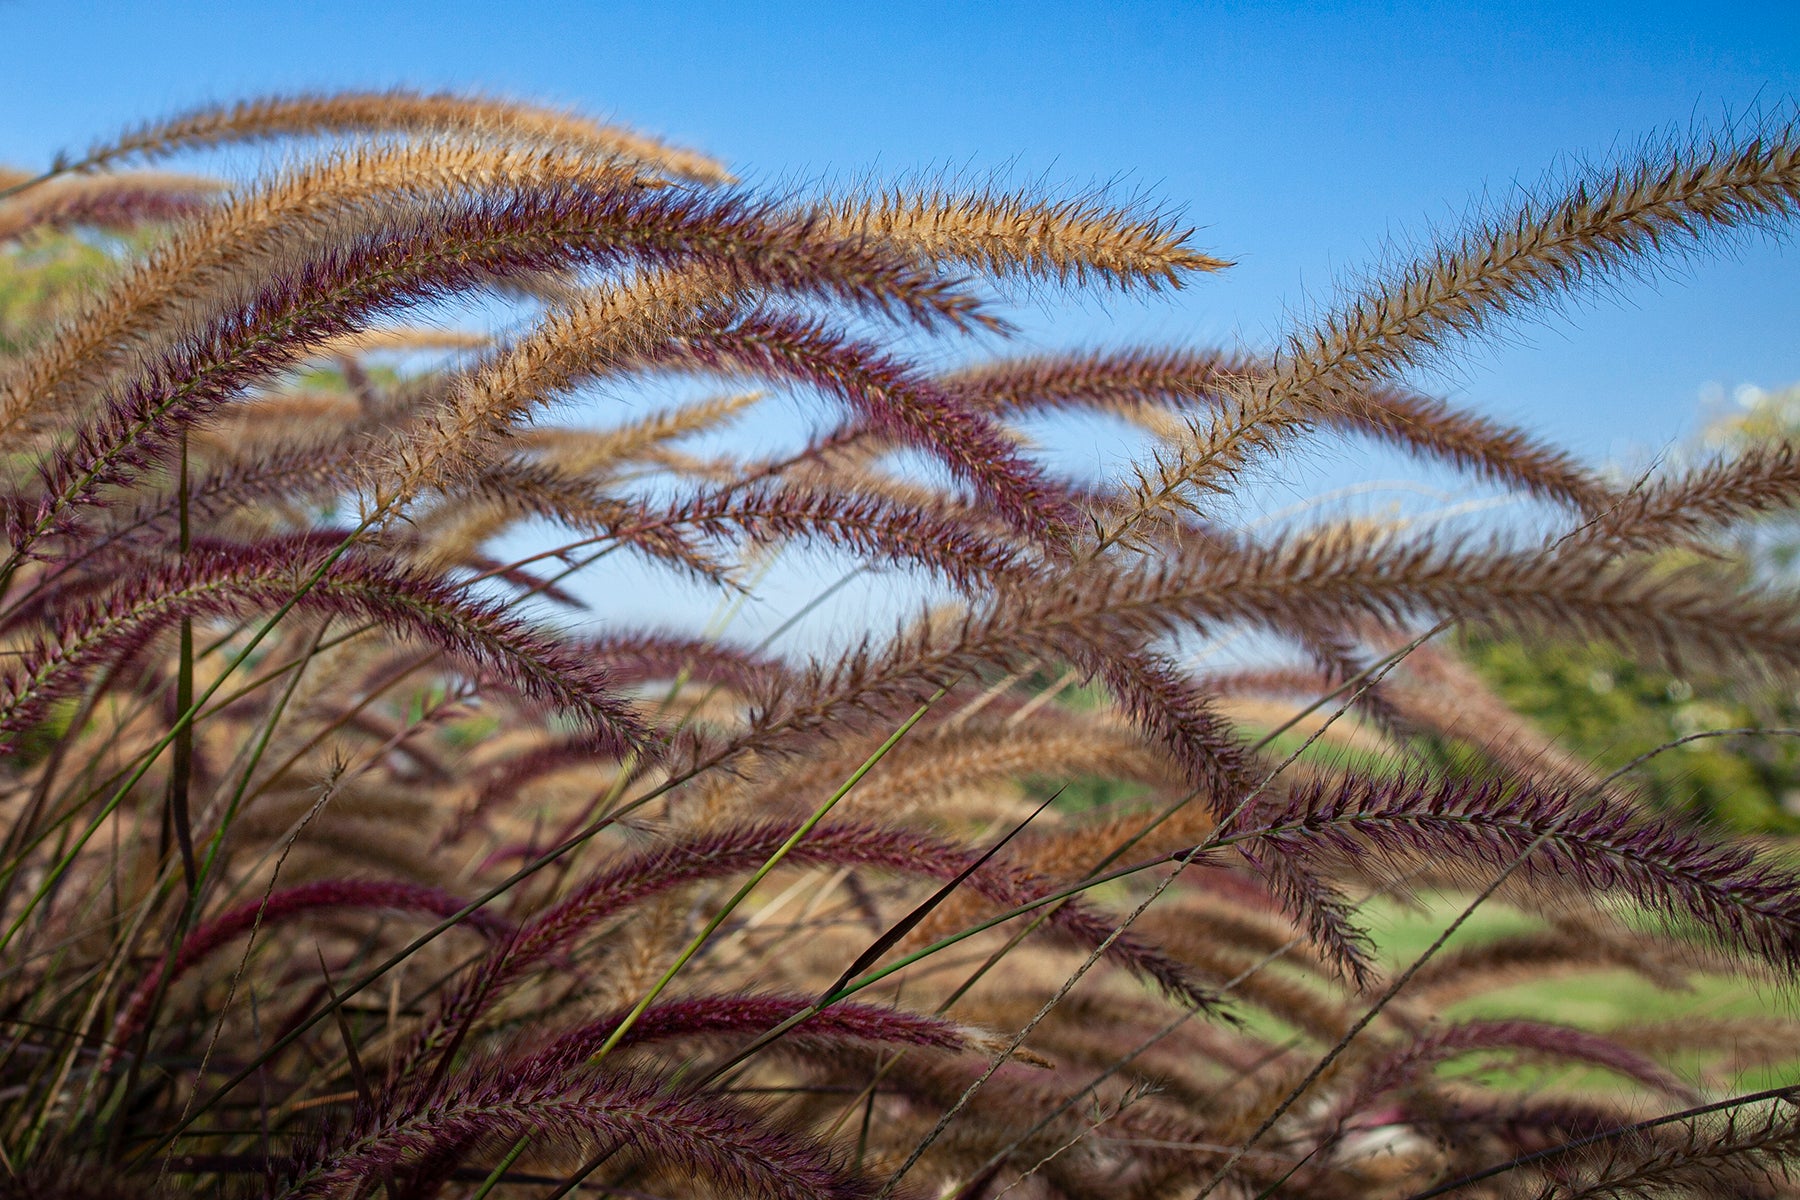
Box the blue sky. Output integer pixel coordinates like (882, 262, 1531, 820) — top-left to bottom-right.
(2, 1, 1796, 464)
(2, 2, 1797, 638)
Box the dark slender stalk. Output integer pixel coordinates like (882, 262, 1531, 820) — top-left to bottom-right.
(1401, 1083, 1800, 1200)
(166, 431, 198, 896)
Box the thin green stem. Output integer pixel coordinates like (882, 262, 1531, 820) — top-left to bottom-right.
(588, 683, 949, 1064)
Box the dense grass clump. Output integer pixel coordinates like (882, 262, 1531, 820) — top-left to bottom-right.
(1, 90, 1800, 1197)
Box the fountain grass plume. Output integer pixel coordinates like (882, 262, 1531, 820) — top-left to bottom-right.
(4, 93, 1800, 1200)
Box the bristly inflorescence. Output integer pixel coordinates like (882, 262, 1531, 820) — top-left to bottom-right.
(2, 91, 1800, 1200)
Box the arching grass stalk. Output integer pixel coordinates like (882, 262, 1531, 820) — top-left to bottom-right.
(90, 616, 338, 1161)
(593, 682, 948, 1054)
(1400, 1081, 1800, 1200)
(870, 623, 1452, 1196)
(0, 512, 384, 957)
(473, 681, 949, 1190)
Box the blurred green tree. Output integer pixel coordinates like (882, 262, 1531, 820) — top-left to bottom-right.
(1466, 382, 1800, 833)
(0, 229, 118, 358)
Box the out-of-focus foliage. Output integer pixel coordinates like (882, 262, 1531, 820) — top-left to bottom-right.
(1465, 631, 1800, 832)
(0, 230, 119, 357)
(1467, 383, 1800, 834)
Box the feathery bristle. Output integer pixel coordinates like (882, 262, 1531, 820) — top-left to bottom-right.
(812, 185, 1230, 290)
(59, 88, 734, 183)
(1223, 770, 1800, 970)
(1110, 122, 1800, 537)
(0, 172, 224, 243)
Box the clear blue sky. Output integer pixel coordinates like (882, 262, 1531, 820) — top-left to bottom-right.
(2, 1, 1796, 464)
